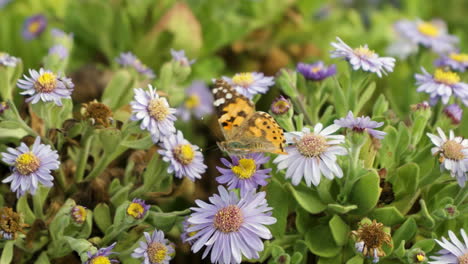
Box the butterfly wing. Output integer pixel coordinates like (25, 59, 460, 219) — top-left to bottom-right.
(212, 79, 255, 140)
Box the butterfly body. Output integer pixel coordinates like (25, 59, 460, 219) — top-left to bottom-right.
(212, 79, 287, 155)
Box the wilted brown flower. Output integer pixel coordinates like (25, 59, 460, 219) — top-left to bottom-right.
(0, 207, 27, 240)
(81, 100, 113, 127)
(352, 220, 392, 263)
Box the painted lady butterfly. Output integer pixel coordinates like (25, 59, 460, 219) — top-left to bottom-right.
(212, 79, 287, 155)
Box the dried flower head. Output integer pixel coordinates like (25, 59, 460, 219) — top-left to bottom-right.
(81, 100, 113, 127)
(352, 220, 392, 263)
(0, 207, 27, 240)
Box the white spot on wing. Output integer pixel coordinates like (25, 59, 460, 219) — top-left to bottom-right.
(214, 98, 226, 106)
(225, 93, 232, 99)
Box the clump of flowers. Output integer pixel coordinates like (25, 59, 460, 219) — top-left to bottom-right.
(132, 229, 174, 264)
(296, 61, 336, 81)
(158, 130, 206, 181)
(17, 68, 74, 106)
(427, 128, 468, 187)
(330, 37, 395, 77)
(1, 137, 60, 197)
(126, 198, 150, 219)
(223, 72, 275, 99)
(185, 186, 276, 264)
(216, 153, 271, 195)
(0, 207, 27, 240)
(352, 220, 392, 263)
(274, 124, 346, 186)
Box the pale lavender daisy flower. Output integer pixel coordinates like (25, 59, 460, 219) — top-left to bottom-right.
(186, 186, 276, 264)
(216, 153, 272, 195)
(429, 229, 468, 264)
(127, 198, 150, 220)
(0, 52, 20, 67)
(17, 68, 74, 106)
(427, 128, 468, 187)
(1, 137, 59, 198)
(296, 61, 337, 81)
(415, 67, 468, 106)
(48, 44, 69, 59)
(51, 28, 73, 39)
(394, 19, 458, 54)
(85, 242, 118, 264)
(274, 124, 347, 186)
(181, 217, 197, 245)
(116, 52, 155, 79)
(334, 111, 386, 139)
(170, 49, 195, 66)
(443, 104, 463, 125)
(132, 229, 174, 264)
(22, 14, 47, 40)
(177, 81, 213, 121)
(330, 37, 395, 77)
(435, 52, 468, 72)
(222, 72, 275, 99)
(130, 85, 177, 143)
(158, 130, 207, 181)
(386, 36, 419, 59)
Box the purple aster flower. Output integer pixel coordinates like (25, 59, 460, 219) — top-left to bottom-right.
(216, 153, 272, 195)
(222, 72, 275, 99)
(132, 229, 174, 264)
(186, 186, 276, 264)
(170, 49, 195, 66)
(181, 217, 197, 245)
(330, 37, 395, 77)
(48, 44, 69, 59)
(0, 52, 20, 67)
(443, 104, 463, 125)
(435, 52, 468, 72)
(130, 85, 177, 143)
(296, 61, 337, 81)
(71, 205, 87, 224)
(386, 36, 419, 60)
(177, 81, 213, 121)
(116, 52, 155, 79)
(85, 242, 119, 264)
(270, 95, 291, 115)
(22, 14, 47, 40)
(126, 198, 150, 219)
(17, 68, 74, 106)
(1, 137, 59, 198)
(158, 130, 207, 181)
(51, 28, 73, 39)
(415, 67, 468, 106)
(427, 128, 468, 187)
(334, 111, 386, 139)
(429, 229, 468, 264)
(394, 19, 458, 54)
(274, 124, 347, 186)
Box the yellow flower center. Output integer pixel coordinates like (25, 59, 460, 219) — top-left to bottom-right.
(15, 152, 40, 175)
(459, 253, 468, 264)
(231, 158, 256, 179)
(147, 242, 168, 264)
(417, 22, 439, 37)
(90, 256, 111, 264)
(184, 95, 200, 109)
(72, 206, 87, 224)
(297, 133, 328, 158)
(147, 98, 169, 121)
(127, 202, 145, 219)
(173, 144, 195, 165)
(232, 73, 254, 87)
(449, 52, 468, 63)
(442, 140, 465, 161)
(28, 21, 41, 33)
(311, 66, 322, 73)
(416, 253, 426, 262)
(353, 46, 375, 58)
(34, 72, 57, 93)
(213, 205, 243, 233)
(434, 69, 460, 85)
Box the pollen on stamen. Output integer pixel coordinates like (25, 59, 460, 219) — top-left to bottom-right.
(296, 133, 328, 157)
(34, 72, 57, 93)
(213, 205, 243, 233)
(147, 242, 168, 264)
(147, 98, 170, 121)
(441, 140, 465, 161)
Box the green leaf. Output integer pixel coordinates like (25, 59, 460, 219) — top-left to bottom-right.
(318, 255, 342, 264)
(120, 135, 153, 150)
(327, 204, 358, 214)
(372, 94, 389, 118)
(287, 184, 327, 214)
(355, 82, 375, 113)
(349, 170, 381, 214)
(0, 240, 14, 264)
(370, 207, 405, 226)
(110, 184, 132, 208)
(266, 181, 289, 238)
(390, 163, 420, 199)
(412, 239, 435, 252)
(305, 225, 341, 258)
(99, 128, 122, 154)
(393, 240, 406, 258)
(16, 196, 35, 225)
(94, 203, 112, 233)
(395, 122, 410, 160)
(332, 78, 348, 117)
(101, 70, 135, 110)
(392, 218, 417, 247)
(34, 251, 51, 264)
(346, 255, 364, 264)
(329, 215, 350, 246)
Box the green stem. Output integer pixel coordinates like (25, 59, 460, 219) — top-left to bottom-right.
(342, 143, 363, 201)
(75, 130, 94, 183)
(455, 187, 468, 207)
(84, 146, 127, 181)
(293, 95, 313, 126)
(32, 193, 44, 219)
